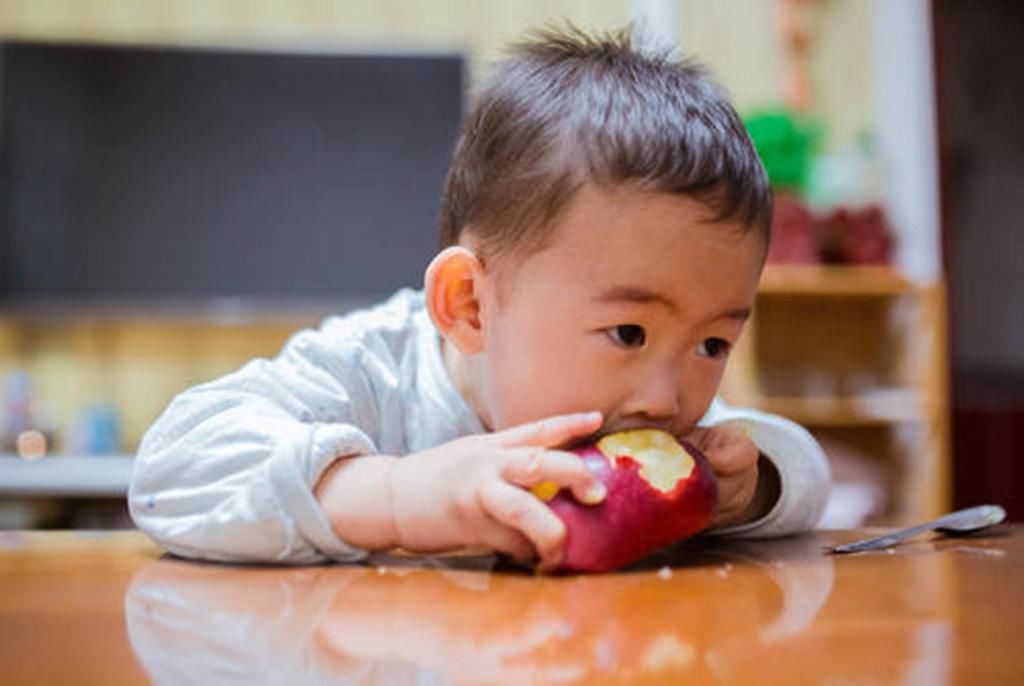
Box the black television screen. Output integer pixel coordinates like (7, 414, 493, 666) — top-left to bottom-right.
(0, 41, 464, 302)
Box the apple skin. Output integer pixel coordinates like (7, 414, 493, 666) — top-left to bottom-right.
(542, 431, 718, 573)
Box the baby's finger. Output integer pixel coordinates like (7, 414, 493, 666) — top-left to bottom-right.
(497, 411, 603, 449)
(501, 448, 606, 505)
(478, 481, 567, 569)
(477, 522, 536, 562)
(711, 470, 758, 527)
(705, 430, 759, 476)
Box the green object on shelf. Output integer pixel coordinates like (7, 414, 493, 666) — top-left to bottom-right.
(744, 109, 821, 193)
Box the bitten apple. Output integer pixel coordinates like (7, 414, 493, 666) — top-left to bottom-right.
(533, 429, 717, 573)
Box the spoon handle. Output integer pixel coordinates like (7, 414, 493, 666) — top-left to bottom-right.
(830, 520, 943, 554)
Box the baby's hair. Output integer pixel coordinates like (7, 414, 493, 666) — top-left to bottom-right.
(438, 24, 772, 264)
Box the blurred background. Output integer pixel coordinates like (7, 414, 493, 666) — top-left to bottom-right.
(0, 0, 1020, 530)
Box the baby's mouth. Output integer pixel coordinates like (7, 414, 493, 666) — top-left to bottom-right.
(576, 421, 688, 448)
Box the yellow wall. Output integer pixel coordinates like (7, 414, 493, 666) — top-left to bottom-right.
(0, 0, 627, 80)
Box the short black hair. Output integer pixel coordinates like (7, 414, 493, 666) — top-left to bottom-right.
(439, 24, 772, 262)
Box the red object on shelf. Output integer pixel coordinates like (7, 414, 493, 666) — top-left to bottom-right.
(767, 193, 820, 264)
(767, 195, 895, 266)
(819, 205, 894, 265)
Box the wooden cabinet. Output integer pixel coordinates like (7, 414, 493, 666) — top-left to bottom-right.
(721, 265, 951, 525)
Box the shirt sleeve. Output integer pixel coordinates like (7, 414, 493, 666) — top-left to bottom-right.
(700, 397, 831, 537)
(129, 319, 392, 564)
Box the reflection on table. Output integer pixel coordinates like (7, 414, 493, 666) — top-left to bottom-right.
(126, 536, 842, 684)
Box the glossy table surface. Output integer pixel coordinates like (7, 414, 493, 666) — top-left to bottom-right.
(1, 527, 1022, 685)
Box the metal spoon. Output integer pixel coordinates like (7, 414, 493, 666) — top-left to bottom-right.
(829, 504, 1007, 554)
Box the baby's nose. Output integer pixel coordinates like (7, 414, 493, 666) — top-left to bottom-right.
(622, 370, 681, 421)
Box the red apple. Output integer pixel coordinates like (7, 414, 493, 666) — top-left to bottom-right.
(534, 429, 717, 573)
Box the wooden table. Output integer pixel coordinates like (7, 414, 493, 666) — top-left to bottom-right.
(1, 527, 1022, 684)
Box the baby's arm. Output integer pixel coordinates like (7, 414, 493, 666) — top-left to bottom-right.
(314, 412, 606, 569)
(699, 398, 831, 537)
(130, 322, 387, 564)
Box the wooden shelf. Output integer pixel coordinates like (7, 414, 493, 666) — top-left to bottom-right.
(723, 276, 951, 524)
(753, 390, 923, 427)
(758, 265, 912, 296)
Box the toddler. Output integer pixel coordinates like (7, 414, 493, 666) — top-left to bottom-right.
(130, 26, 829, 569)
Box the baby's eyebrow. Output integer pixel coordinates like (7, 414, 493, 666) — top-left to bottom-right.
(597, 285, 752, 323)
(595, 285, 679, 312)
(706, 307, 752, 324)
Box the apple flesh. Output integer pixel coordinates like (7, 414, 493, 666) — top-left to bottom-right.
(534, 429, 717, 573)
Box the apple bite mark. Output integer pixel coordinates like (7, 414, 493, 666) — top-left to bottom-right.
(596, 430, 695, 493)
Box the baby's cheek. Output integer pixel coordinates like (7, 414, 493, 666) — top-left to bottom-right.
(486, 368, 561, 430)
(492, 377, 595, 431)
(486, 332, 617, 428)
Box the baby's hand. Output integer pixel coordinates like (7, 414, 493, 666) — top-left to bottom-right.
(685, 424, 776, 529)
(387, 411, 606, 569)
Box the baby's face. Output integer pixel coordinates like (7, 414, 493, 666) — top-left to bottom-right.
(474, 183, 763, 439)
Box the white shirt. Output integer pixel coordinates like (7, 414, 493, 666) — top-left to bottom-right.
(129, 289, 830, 564)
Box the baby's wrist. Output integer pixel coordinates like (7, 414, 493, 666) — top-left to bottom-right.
(315, 454, 402, 550)
(382, 455, 405, 550)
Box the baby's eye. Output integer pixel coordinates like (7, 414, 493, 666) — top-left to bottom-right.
(697, 337, 731, 359)
(606, 324, 647, 348)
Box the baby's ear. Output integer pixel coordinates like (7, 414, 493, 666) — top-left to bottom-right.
(424, 246, 485, 355)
